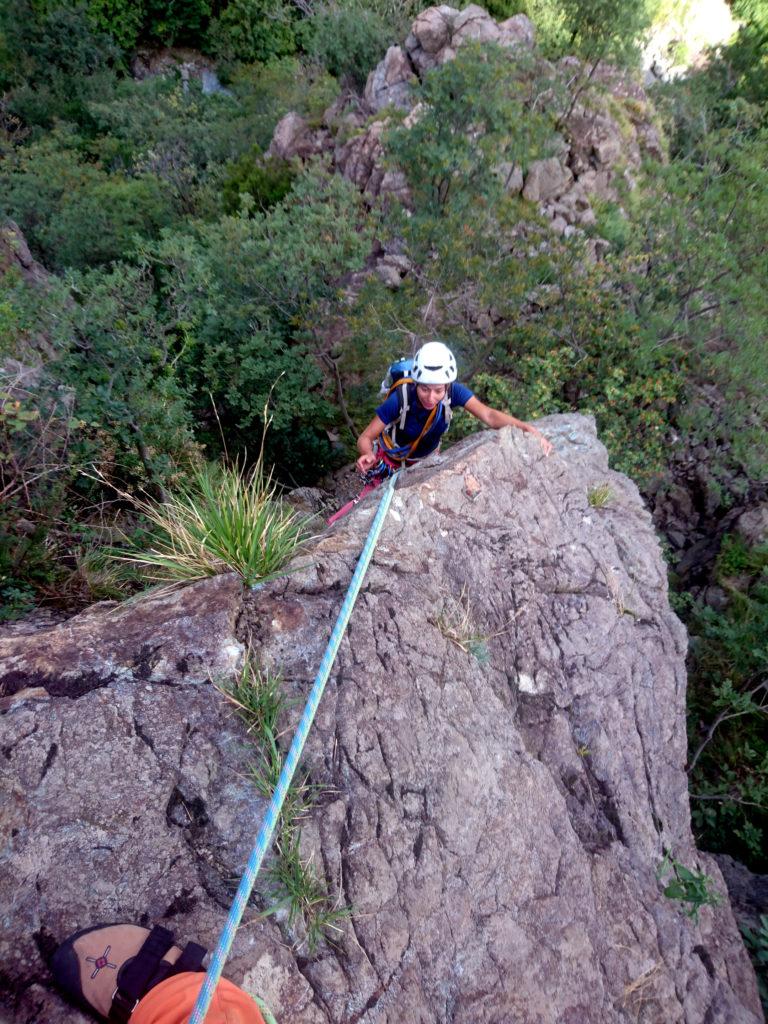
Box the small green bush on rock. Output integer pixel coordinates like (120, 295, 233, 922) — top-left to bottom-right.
(221, 152, 296, 214)
(303, 5, 395, 89)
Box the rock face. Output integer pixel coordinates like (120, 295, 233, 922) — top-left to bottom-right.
(0, 221, 49, 290)
(0, 416, 761, 1023)
(522, 156, 574, 202)
(402, 3, 534, 81)
(1, 221, 57, 362)
(364, 45, 416, 112)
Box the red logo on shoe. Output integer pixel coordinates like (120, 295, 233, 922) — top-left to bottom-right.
(86, 945, 117, 979)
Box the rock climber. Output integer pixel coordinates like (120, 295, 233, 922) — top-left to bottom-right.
(355, 340, 553, 477)
(51, 922, 269, 1024)
(326, 340, 553, 525)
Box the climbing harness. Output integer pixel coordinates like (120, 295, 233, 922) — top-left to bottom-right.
(379, 377, 452, 464)
(188, 471, 401, 1024)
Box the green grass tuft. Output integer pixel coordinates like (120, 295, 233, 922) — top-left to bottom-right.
(588, 483, 614, 508)
(220, 655, 349, 953)
(112, 460, 310, 588)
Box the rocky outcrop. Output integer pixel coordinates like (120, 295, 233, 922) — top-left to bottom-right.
(1, 221, 57, 362)
(521, 155, 574, 203)
(364, 45, 416, 113)
(268, 112, 333, 161)
(0, 221, 49, 290)
(0, 415, 761, 1022)
(333, 119, 410, 201)
(714, 854, 768, 935)
(130, 47, 230, 95)
(0, 573, 244, 700)
(402, 4, 535, 82)
(268, 4, 663, 252)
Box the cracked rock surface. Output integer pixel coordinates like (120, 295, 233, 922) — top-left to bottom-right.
(0, 414, 761, 1022)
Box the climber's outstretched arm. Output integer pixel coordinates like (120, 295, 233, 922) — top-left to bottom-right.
(464, 397, 553, 457)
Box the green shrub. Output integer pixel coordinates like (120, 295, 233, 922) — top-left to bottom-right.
(142, 0, 212, 46)
(303, 5, 395, 89)
(716, 534, 768, 582)
(86, 0, 213, 51)
(455, 249, 681, 484)
(657, 853, 722, 921)
(0, 349, 83, 615)
(483, 0, 526, 19)
(685, 537, 768, 870)
(88, 75, 242, 167)
(207, 0, 297, 64)
(221, 151, 296, 214)
(49, 174, 174, 268)
(148, 164, 373, 479)
(1, 1, 122, 131)
(48, 263, 198, 490)
(227, 58, 339, 150)
(86, 0, 145, 50)
(0, 132, 176, 269)
(591, 200, 632, 252)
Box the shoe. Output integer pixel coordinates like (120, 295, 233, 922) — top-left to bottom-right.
(51, 922, 206, 1022)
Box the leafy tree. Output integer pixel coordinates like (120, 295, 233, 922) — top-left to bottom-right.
(86, 76, 252, 216)
(303, 5, 395, 89)
(146, 165, 373, 480)
(626, 99, 768, 492)
(525, 0, 656, 65)
(386, 42, 554, 222)
(206, 0, 297, 64)
(0, 132, 176, 269)
(0, 264, 196, 609)
(86, 0, 145, 50)
(559, 0, 656, 66)
(53, 264, 197, 491)
(142, 0, 212, 46)
(0, 0, 121, 130)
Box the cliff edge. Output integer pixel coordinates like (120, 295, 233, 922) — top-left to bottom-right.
(0, 415, 761, 1022)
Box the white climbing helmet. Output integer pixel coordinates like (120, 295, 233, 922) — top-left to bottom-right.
(412, 341, 457, 384)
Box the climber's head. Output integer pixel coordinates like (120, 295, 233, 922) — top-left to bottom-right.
(412, 341, 457, 387)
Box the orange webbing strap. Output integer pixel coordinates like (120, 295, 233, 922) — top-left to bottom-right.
(381, 402, 438, 462)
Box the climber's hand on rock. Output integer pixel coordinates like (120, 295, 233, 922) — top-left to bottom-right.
(539, 435, 554, 458)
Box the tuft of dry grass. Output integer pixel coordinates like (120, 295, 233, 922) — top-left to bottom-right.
(434, 587, 494, 664)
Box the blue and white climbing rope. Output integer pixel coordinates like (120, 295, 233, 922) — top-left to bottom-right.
(189, 471, 400, 1024)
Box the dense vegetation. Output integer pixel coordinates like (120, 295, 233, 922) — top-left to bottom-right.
(0, 0, 766, 905)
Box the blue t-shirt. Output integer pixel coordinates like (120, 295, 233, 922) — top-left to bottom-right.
(375, 381, 474, 458)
